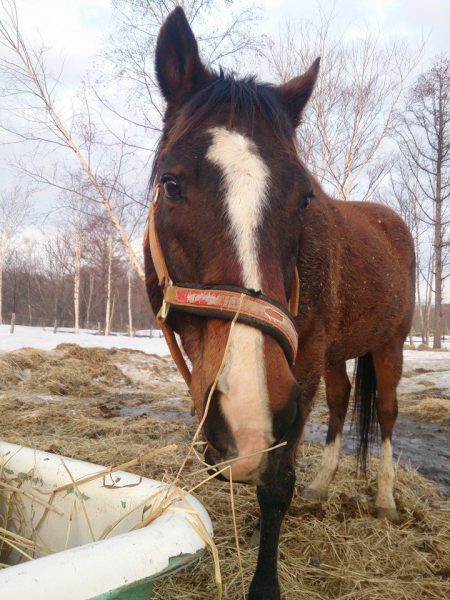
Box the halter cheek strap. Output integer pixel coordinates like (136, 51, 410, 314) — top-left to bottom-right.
(146, 187, 300, 387)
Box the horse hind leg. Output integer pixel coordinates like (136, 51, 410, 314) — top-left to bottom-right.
(372, 338, 403, 521)
(303, 362, 351, 501)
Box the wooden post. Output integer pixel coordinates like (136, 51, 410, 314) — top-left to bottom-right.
(10, 313, 15, 334)
(53, 319, 58, 334)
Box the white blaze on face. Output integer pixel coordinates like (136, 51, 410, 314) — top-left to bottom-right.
(206, 127, 269, 288)
(206, 127, 273, 478)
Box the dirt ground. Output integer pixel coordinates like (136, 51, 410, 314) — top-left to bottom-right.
(0, 344, 449, 599)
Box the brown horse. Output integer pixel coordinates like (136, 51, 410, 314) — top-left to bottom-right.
(144, 8, 415, 600)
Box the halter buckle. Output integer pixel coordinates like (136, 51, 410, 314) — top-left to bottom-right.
(157, 279, 173, 323)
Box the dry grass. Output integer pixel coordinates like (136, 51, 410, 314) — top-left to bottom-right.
(417, 344, 431, 351)
(0, 346, 449, 599)
(403, 344, 416, 350)
(402, 397, 450, 423)
(0, 346, 130, 397)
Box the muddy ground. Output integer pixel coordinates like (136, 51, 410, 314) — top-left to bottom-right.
(0, 344, 449, 599)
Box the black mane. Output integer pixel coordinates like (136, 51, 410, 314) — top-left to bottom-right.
(182, 70, 293, 139)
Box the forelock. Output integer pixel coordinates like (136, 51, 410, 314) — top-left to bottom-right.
(150, 71, 296, 188)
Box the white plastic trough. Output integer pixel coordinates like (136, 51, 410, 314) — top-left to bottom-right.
(0, 441, 213, 600)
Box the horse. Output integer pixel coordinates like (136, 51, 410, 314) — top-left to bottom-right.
(143, 8, 415, 600)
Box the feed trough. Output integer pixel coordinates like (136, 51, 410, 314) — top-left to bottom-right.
(0, 441, 213, 600)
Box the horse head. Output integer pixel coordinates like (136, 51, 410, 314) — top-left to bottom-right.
(145, 7, 319, 485)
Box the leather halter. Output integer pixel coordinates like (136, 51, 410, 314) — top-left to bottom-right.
(147, 187, 300, 387)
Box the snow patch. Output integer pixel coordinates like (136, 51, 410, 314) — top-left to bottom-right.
(0, 325, 169, 356)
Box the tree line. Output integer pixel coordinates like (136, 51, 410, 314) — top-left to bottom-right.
(0, 194, 156, 333)
(0, 0, 448, 344)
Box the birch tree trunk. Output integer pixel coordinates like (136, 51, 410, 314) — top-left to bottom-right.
(0, 258, 3, 326)
(73, 231, 81, 334)
(127, 267, 134, 337)
(85, 271, 94, 329)
(104, 231, 113, 336)
(27, 275, 32, 325)
(109, 293, 116, 335)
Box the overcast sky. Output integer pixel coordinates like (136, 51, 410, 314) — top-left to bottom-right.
(10, 0, 450, 92)
(1, 0, 449, 226)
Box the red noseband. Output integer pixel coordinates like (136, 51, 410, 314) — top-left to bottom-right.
(146, 186, 300, 387)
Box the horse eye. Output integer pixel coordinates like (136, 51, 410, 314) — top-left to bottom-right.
(303, 191, 314, 209)
(162, 178, 181, 199)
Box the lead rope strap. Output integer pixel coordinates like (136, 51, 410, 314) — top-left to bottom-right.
(149, 191, 195, 411)
(159, 320, 192, 387)
(158, 319, 195, 415)
(289, 268, 300, 317)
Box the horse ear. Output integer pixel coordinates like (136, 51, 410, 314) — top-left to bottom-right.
(278, 58, 320, 127)
(155, 7, 211, 106)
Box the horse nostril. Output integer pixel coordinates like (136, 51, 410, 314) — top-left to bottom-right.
(202, 386, 236, 456)
(204, 447, 229, 481)
(204, 447, 216, 467)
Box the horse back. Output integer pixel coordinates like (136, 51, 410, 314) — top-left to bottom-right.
(297, 194, 415, 362)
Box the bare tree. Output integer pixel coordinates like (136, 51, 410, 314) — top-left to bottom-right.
(42, 232, 74, 330)
(96, 0, 261, 135)
(59, 176, 92, 334)
(126, 263, 134, 336)
(0, 0, 145, 282)
(397, 55, 450, 348)
(0, 186, 31, 324)
(1, 222, 156, 332)
(267, 14, 420, 200)
(104, 226, 116, 336)
(388, 160, 434, 342)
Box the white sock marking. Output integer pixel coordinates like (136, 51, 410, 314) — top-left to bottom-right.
(308, 434, 341, 495)
(376, 438, 396, 509)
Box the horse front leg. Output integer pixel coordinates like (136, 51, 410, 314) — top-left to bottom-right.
(248, 456, 295, 600)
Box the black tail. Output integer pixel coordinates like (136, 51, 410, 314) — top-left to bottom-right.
(353, 353, 378, 473)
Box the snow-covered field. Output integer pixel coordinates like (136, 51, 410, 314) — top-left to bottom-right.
(0, 325, 170, 356)
(1, 325, 449, 395)
(400, 350, 450, 396)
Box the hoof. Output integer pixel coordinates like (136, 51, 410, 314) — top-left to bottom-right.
(376, 506, 400, 522)
(249, 527, 260, 549)
(301, 487, 328, 502)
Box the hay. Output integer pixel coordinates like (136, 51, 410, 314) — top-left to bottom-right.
(402, 397, 450, 423)
(413, 343, 448, 353)
(417, 343, 431, 351)
(0, 461, 48, 566)
(402, 367, 431, 378)
(0, 346, 449, 599)
(403, 343, 416, 350)
(0, 347, 130, 397)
